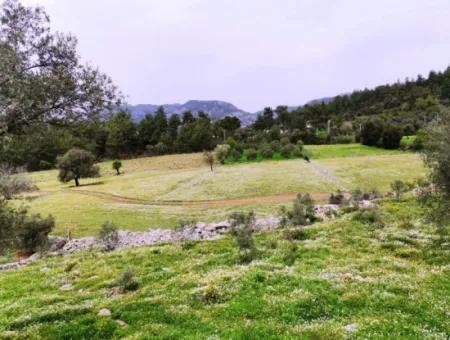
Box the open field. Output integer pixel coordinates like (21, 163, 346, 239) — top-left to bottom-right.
(16, 144, 426, 237)
(1, 198, 448, 338)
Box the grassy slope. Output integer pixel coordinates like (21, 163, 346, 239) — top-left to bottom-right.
(16, 145, 425, 237)
(0, 199, 448, 339)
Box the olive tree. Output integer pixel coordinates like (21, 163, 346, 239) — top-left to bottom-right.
(0, 0, 120, 137)
(57, 148, 99, 187)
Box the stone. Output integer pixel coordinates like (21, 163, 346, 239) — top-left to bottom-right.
(115, 319, 129, 328)
(344, 323, 359, 332)
(98, 308, 112, 316)
(60, 283, 73, 291)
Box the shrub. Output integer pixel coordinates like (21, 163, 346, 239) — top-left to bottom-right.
(391, 180, 407, 201)
(98, 221, 119, 251)
(247, 148, 257, 160)
(214, 144, 231, 164)
(16, 213, 55, 255)
(382, 124, 403, 149)
(283, 242, 298, 266)
(229, 211, 257, 264)
(154, 142, 168, 155)
(353, 208, 385, 228)
(292, 145, 304, 158)
(200, 283, 222, 304)
(230, 149, 241, 161)
(280, 143, 294, 158)
(113, 269, 139, 293)
(57, 148, 99, 187)
(280, 136, 290, 146)
(283, 228, 308, 241)
(270, 140, 281, 152)
(280, 193, 317, 227)
(329, 190, 345, 205)
(0, 201, 54, 254)
(112, 159, 122, 175)
(0, 165, 35, 200)
(259, 144, 273, 158)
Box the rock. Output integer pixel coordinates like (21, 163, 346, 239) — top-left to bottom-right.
(342, 273, 354, 281)
(344, 323, 359, 332)
(98, 308, 112, 316)
(48, 236, 68, 251)
(60, 283, 73, 291)
(115, 319, 128, 328)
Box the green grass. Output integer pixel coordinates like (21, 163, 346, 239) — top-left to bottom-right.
(0, 198, 448, 338)
(14, 145, 426, 237)
(306, 144, 405, 159)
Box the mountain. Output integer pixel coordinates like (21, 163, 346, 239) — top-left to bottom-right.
(125, 100, 256, 125)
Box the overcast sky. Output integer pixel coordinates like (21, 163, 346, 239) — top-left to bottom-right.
(23, 0, 450, 112)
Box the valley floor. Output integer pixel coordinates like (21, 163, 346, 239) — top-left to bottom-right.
(18, 145, 425, 237)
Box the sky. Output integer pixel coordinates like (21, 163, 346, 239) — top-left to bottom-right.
(22, 0, 450, 112)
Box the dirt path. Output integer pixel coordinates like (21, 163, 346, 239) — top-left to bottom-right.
(70, 189, 332, 208)
(309, 161, 345, 185)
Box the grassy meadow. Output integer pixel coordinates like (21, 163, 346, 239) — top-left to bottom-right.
(14, 144, 426, 237)
(0, 198, 448, 338)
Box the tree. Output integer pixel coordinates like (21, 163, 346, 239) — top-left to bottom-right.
(112, 159, 122, 175)
(421, 109, 450, 229)
(360, 119, 384, 146)
(106, 111, 137, 157)
(214, 144, 230, 164)
(391, 180, 406, 201)
(203, 151, 215, 172)
(137, 114, 155, 148)
(0, 0, 120, 136)
(57, 148, 99, 187)
(168, 114, 181, 140)
(382, 124, 403, 149)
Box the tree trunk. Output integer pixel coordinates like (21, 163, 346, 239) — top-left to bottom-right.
(116, 168, 120, 175)
(210, 162, 213, 172)
(74, 177, 80, 187)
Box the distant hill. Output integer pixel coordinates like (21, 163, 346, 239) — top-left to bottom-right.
(125, 100, 257, 125)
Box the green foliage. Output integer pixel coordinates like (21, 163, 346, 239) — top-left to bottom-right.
(112, 159, 122, 175)
(98, 221, 119, 251)
(214, 144, 231, 164)
(57, 148, 100, 187)
(280, 143, 294, 158)
(106, 111, 137, 157)
(382, 124, 404, 149)
(247, 148, 257, 160)
(353, 208, 385, 229)
(112, 268, 139, 293)
(280, 193, 317, 227)
(229, 211, 257, 264)
(283, 241, 298, 266)
(259, 144, 273, 159)
(0, 166, 34, 200)
(391, 180, 407, 201)
(0, 200, 54, 254)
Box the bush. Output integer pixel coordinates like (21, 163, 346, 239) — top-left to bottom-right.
(332, 135, 354, 144)
(0, 165, 35, 200)
(292, 145, 304, 158)
(112, 269, 139, 293)
(0, 201, 54, 254)
(270, 140, 281, 152)
(329, 190, 346, 205)
(283, 242, 298, 266)
(98, 221, 119, 251)
(16, 213, 54, 255)
(353, 208, 385, 228)
(279, 193, 317, 227)
(280, 143, 294, 158)
(247, 148, 257, 160)
(214, 144, 231, 164)
(230, 149, 241, 161)
(391, 180, 407, 201)
(259, 144, 273, 159)
(382, 124, 403, 149)
(283, 228, 308, 241)
(229, 211, 257, 264)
